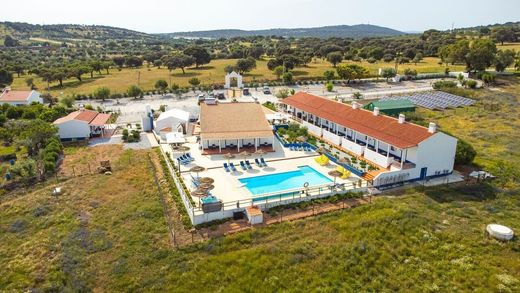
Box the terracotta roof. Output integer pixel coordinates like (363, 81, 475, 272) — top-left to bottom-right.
(0, 90, 32, 102)
(282, 92, 433, 148)
(54, 110, 110, 126)
(200, 102, 273, 140)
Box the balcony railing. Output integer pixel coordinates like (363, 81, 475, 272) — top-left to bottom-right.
(363, 148, 394, 168)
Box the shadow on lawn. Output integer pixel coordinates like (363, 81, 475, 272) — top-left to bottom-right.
(422, 183, 497, 203)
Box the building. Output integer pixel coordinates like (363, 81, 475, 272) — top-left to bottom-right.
(155, 108, 191, 140)
(0, 89, 43, 105)
(53, 109, 111, 140)
(199, 102, 275, 154)
(282, 92, 457, 187)
(363, 99, 415, 116)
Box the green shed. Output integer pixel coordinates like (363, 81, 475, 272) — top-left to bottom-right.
(363, 99, 416, 116)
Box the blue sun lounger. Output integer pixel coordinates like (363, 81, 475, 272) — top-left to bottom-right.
(255, 158, 263, 167)
(260, 158, 268, 167)
(223, 163, 230, 172)
(239, 161, 247, 170)
(245, 160, 253, 170)
(229, 163, 238, 172)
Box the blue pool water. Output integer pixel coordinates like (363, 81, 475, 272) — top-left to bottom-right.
(239, 165, 332, 196)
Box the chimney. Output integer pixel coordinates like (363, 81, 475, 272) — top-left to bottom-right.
(398, 114, 405, 124)
(352, 102, 360, 109)
(373, 107, 380, 116)
(428, 122, 436, 133)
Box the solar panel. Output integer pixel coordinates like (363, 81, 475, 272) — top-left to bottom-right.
(379, 91, 474, 110)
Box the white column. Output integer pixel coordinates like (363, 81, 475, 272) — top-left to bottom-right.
(237, 139, 240, 152)
(255, 138, 258, 151)
(272, 136, 275, 151)
(219, 139, 221, 153)
(400, 149, 406, 169)
(386, 144, 390, 159)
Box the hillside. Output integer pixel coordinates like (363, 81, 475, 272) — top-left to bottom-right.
(160, 24, 405, 39)
(0, 22, 154, 42)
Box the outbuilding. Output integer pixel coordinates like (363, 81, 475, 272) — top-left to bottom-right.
(0, 89, 43, 106)
(53, 109, 111, 140)
(363, 99, 416, 117)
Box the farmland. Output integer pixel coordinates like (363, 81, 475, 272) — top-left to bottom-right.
(10, 57, 464, 97)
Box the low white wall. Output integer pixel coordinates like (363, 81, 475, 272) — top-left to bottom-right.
(364, 148, 393, 168)
(323, 129, 341, 146)
(341, 138, 365, 155)
(373, 168, 420, 186)
(302, 120, 322, 137)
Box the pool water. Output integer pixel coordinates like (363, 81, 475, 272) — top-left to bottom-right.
(239, 165, 332, 196)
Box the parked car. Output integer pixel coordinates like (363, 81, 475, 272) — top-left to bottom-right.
(216, 93, 226, 100)
(262, 86, 271, 94)
(197, 94, 205, 102)
(208, 93, 215, 99)
(243, 88, 250, 95)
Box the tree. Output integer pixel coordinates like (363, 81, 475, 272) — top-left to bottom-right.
(112, 56, 125, 69)
(188, 77, 200, 87)
(93, 87, 110, 101)
(282, 72, 293, 84)
(127, 85, 142, 99)
(124, 56, 143, 68)
(102, 61, 113, 74)
(163, 53, 195, 74)
(68, 63, 91, 82)
(273, 65, 285, 80)
(481, 72, 496, 85)
(60, 96, 75, 108)
(466, 39, 497, 72)
(183, 46, 211, 68)
(368, 48, 384, 60)
(455, 139, 476, 165)
(155, 80, 168, 91)
(235, 57, 256, 74)
(89, 60, 103, 77)
(0, 69, 13, 87)
(25, 77, 35, 90)
(403, 68, 417, 79)
(224, 65, 235, 73)
(3, 35, 19, 47)
(490, 160, 519, 189)
(14, 119, 59, 156)
(412, 52, 423, 65)
(380, 68, 397, 81)
(336, 64, 368, 83)
(494, 49, 515, 72)
(326, 82, 333, 92)
(323, 69, 336, 81)
(492, 28, 517, 45)
(248, 45, 265, 59)
(326, 51, 343, 67)
(275, 89, 290, 99)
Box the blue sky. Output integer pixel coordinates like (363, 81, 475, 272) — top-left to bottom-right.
(2, 0, 519, 33)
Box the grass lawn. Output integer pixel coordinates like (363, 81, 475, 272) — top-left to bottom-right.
(10, 57, 463, 97)
(1, 78, 519, 291)
(497, 42, 520, 51)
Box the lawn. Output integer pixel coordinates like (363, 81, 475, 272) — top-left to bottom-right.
(10, 57, 462, 97)
(1, 78, 519, 292)
(497, 42, 520, 51)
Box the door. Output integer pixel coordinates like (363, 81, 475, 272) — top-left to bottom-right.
(420, 167, 428, 180)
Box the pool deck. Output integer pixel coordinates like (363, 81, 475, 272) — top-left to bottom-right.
(160, 137, 362, 204)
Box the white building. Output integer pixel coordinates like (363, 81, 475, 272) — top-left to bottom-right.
(155, 108, 191, 140)
(282, 92, 457, 187)
(0, 89, 43, 105)
(53, 110, 111, 141)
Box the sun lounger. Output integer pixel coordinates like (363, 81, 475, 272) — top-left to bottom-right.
(185, 153, 194, 161)
(255, 158, 263, 167)
(289, 144, 295, 151)
(260, 158, 268, 167)
(223, 163, 230, 172)
(245, 160, 253, 170)
(177, 157, 189, 165)
(229, 163, 238, 172)
(239, 161, 247, 170)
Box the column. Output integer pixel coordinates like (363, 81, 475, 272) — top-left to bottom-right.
(255, 138, 258, 151)
(237, 139, 240, 152)
(272, 136, 275, 151)
(386, 144, 390, 159)
(400, 149, 406, 169)
(218, 139, 221, 153)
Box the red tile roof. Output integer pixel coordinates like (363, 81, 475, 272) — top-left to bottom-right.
(282, 92, 433, 148)
(0, 90, 32, 102)
(54, 110, 110, 126)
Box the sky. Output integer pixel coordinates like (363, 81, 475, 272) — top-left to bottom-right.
(1, 0, 519, 33)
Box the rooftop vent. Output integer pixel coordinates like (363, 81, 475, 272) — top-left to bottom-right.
(373, 107, 380, 116)
(398, 114, 405, 124)
(428, 122, 437, 133)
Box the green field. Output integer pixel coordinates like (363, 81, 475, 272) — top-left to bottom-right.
(11, 57, 463, 97)
(1, 78, 519, 291)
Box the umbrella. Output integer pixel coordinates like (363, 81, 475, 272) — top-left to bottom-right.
(239, 151, 251, 159)
(316, 147, 327, 154)
(189, 165, 206, 178)
(223, 153, 235, 163)
(198, 183, 215, 191)
(338, 157, 351, 165)
(191, 189, 207, 197)
(328, 170, 343, 185)
(199, 177, 214, 184)
(254, 149, 266, 157)
(296, 136, 307, 142)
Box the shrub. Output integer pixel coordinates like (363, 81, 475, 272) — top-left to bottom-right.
(455, 139, 477, 165)
(466, 80, 477, 89)
(433, 80, 457, 90)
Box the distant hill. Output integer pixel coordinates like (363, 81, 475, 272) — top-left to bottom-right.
(160, 24, 405, 39)
(0, 22, 153, 42)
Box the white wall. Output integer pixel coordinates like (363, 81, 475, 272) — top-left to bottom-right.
(416, 132, 457, 176)
(323, 129, 341, 145)
(56, 120, 90, 139)
(27, 91, 43, 104)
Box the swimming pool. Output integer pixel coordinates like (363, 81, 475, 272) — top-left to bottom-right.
(239, 165, 332, 196)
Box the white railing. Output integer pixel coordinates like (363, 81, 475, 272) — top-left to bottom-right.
(302, 120, 322, 137)
(323, 129, 342, 146)
(341, 138, 365, 155)
(363, 148, 393, 168)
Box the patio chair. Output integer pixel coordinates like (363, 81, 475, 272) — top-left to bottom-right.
(255, 158, 263, 167)
(260, 158, 268, 167)
(223, 163, 230, 172)
(185, 153, 195, 161)
(289, 144, 295, 151)
(229, 163, 238, 172)
(245, 160, 253, 170)
(177, 157, 189, 165)
(298, 143, 304, 151)
(239, 161, 247, 170)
